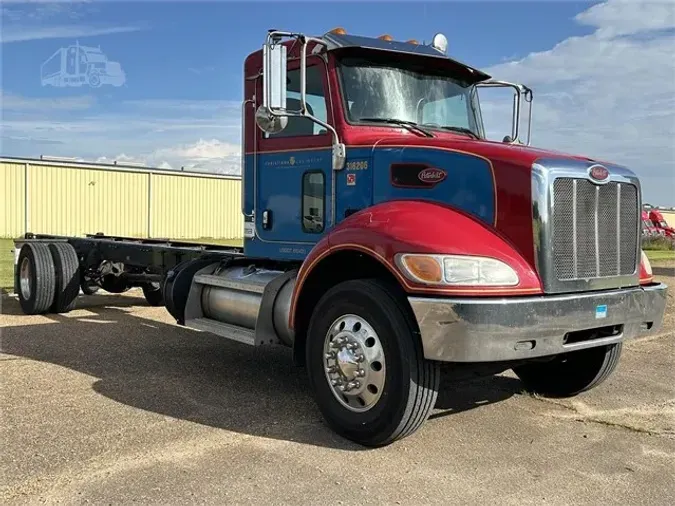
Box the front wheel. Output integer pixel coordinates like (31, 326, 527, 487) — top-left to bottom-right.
(513, 343, 622, 398)
(306, 278, 440, 447)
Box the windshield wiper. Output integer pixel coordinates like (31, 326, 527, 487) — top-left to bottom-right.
(438, 125, 481, 140)
(359, 117, 434, 138)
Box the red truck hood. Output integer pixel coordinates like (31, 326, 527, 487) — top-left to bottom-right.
(364, 134, 620, 267)
(351, 130, 601, 167)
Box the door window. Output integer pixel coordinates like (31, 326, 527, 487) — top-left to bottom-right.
(302, 171, 325, 233)
(267, 65, 328, 138)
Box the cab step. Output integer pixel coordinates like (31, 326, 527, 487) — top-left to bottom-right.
(184, 317, 255, 346)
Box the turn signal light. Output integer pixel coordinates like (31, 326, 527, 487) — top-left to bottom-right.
(378, 34, 393, 41)
(398, 255, 443, 284)
(329, 27, 347, 35)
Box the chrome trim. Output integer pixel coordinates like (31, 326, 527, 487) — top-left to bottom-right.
(531, 157, 641, 294)
(475, 80, 533, 145)
(408, 282, 667, 363)
(241, 98, 254, 218)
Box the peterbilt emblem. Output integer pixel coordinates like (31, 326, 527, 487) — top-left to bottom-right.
(418, 168, 447, 184)
(588, 164, 610, 183)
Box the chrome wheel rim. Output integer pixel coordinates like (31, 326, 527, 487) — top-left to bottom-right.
(19, 257, 32, 300)
(323, 314, 386, 413)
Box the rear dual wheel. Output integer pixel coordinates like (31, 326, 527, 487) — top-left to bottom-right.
(306, 279, 440, 447)
(17, 242, 80, 314)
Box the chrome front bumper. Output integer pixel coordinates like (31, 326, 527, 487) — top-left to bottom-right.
(408, 283, 668, 363)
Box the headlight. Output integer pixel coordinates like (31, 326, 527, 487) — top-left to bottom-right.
(641, 250, 652, 277)
(395, 253, 519, 286)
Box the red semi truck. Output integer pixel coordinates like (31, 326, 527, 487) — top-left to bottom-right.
(642, 210, 661, 237)
(13, 28, 668, 447)
(648, 209, 675, 238)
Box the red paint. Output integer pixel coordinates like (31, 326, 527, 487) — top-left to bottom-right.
(589, 165, 610, 182)
(639, 255, 654, 285)
(289, 200, 544, 329)
(418, 167, 447, 184)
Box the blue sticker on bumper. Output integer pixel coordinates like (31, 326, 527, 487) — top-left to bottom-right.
(595, 304, 608, 319)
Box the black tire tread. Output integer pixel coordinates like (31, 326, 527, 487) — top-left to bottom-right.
(18, 243, 56, 315)
(514, 343, 622, 398)
(49, 242, 81, 313)
(307, 278, 440, 447)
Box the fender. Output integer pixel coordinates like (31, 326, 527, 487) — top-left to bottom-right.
(289, 200, 543, 330)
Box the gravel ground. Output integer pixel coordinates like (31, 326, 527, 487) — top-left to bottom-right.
(1, 262, 674, 505)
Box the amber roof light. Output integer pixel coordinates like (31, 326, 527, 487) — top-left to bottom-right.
(329, 27, 347, 35)
(378, 34, 393, 41)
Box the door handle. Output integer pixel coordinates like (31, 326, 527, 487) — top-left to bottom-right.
(262, 209, 273, 230)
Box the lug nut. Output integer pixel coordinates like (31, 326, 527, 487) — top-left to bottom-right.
(347, 381, 360, 390)
(356, 369, 365, 377)
(356, 354, 365, 363)
(348, 343, 358, 350)
(325, 352, 335, 359)
(326, 366, 336, 374)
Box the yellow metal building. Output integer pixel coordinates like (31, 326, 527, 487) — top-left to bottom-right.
(1, 157, 243, 240)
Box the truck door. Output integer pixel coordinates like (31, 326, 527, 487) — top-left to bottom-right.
(250, 55, 334, 259)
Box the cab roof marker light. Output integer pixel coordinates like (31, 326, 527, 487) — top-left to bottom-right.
(430, 33, 448, 54)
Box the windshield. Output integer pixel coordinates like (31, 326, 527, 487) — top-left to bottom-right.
(337, 54, 483, 137)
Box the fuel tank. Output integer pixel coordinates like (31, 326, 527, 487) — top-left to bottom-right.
(183, 263, 297, 347)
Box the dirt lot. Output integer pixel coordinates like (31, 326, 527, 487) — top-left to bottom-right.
(2, 262, 674, 505)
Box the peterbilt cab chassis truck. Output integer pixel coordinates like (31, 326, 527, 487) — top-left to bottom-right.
(13, 28, 668, 447)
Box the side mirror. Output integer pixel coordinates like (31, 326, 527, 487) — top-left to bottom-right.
(476, 80, 533, 145)
(255, 36, 288, 134)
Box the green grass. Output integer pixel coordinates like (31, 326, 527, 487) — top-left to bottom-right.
(0, 238, 16, 292)
(645, 250, 675, 262)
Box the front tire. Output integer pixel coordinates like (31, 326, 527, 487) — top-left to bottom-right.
(306, 278, 439, 447)
(513, 343, 622, 398)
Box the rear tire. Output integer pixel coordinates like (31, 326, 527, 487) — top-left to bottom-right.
(513, 343, 622, 398)
(48, 242, 81, 313)
(142, 282, 164, 306)
(17, 243, 56, 315)
(306, 278, 440, 447)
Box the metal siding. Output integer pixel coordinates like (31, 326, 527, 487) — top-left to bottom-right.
(28, 164, 149, 237)
(152, 174, 243, 239)
(1, 158, 242, 240)
(660, 211, 675, 227)
(0, 162, 26, 238)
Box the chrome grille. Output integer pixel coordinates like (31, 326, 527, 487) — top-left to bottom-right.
(552, 178, 638, 280)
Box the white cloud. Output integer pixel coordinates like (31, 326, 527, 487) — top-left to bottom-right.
(481, 0, 675, 205)
(1, 24, 146, 43)
(575, 0, 675, 39)
(1, 91, 96, 111)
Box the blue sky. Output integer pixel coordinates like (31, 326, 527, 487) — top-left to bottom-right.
(1, 0, 674, 204)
